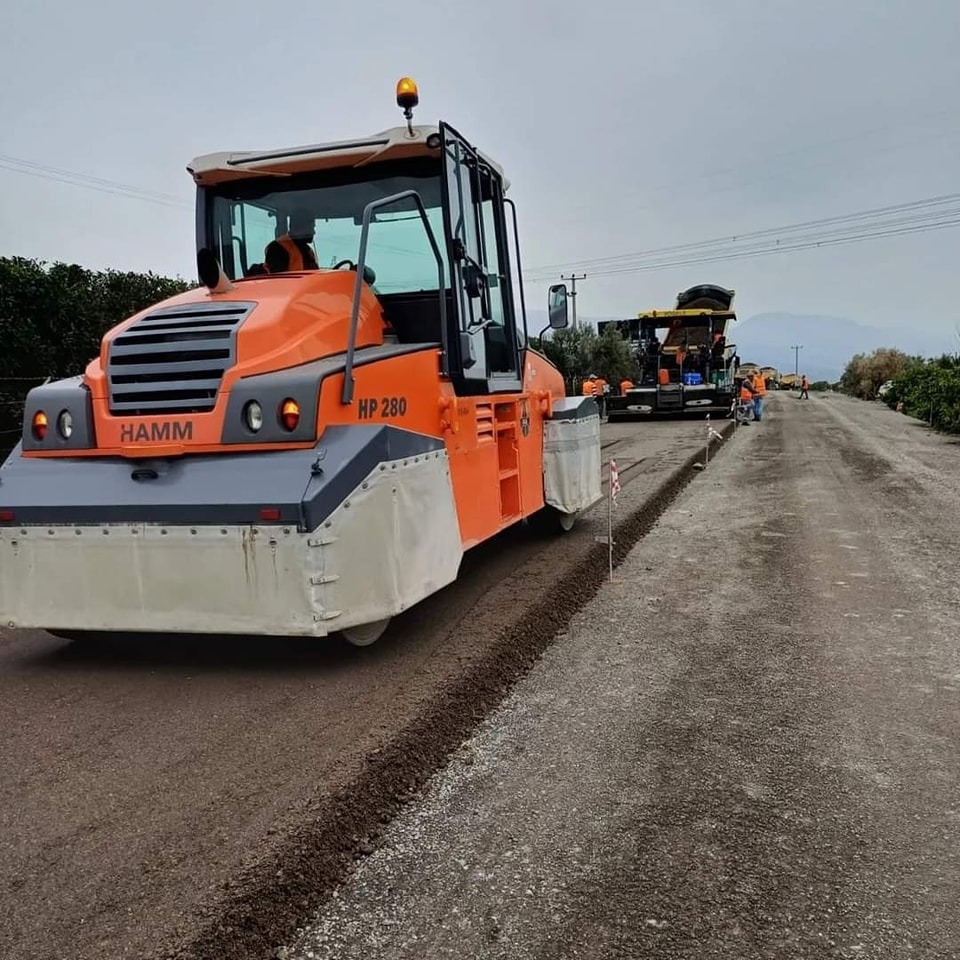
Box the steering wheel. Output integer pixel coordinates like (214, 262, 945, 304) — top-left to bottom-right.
(332, 259, 377, 286)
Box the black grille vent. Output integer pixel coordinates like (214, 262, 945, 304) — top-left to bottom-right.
(107, 302, 254, 415)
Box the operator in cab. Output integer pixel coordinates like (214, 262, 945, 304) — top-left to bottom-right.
(265, 211, 320, 273)
(246, 211, 320, 276)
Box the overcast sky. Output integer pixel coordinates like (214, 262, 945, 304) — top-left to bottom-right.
(1, 0, 958, 346)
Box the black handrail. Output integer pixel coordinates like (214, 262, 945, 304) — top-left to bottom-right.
(341, 190, 447, 404)
(504, 198, 527, 343)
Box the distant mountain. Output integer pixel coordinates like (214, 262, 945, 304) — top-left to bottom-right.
(528, 309, 955, 384)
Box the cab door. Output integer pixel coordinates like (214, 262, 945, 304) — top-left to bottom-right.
(440, 122, 522, 395)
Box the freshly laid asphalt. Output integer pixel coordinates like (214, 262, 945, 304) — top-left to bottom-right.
(282, 392, 960, 960)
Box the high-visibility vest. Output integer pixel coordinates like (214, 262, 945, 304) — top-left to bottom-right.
(581, 379, 595, 396)
(594, 378, 608, 396)
(751, 373, 767, 396)
(740, 382, 754, 402)
(265, 235, 319, 273)
(620, 379, 633, 394)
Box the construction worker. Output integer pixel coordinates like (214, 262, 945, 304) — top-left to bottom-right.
(593, 375, 608, 418)
(620, 377, 634, 395)
(581, 375, 596, 397)
(750, 368, 767, 421)
(799, 374, 810, 400)
(734, 376, 755, 424)
(264, 211, 320, 273)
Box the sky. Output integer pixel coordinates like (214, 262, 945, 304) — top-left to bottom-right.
(1, 0, 959, 352)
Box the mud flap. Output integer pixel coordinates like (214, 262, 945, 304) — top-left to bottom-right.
(542, 397, 602, 516)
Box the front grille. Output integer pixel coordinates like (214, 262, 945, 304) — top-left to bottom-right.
(107, 302, 254, 415)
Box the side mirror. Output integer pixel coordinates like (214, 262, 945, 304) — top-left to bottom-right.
(197, 247, 235, 294)
(548, 284, 569, 329)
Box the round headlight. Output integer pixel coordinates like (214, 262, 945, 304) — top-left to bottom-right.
(244, 400, 263, 432)
(57, 409, 74, 439)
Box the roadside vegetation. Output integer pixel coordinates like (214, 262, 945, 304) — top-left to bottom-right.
(0, 256, 190, 455)
(840, 345, 960, 435)
(530, 325, 635, 394)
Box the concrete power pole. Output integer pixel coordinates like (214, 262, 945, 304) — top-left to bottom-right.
(560, 273, 587, 329)
(791, 344, 803, 379)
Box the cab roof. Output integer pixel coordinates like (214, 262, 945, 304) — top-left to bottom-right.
(187, 123, 509, 190)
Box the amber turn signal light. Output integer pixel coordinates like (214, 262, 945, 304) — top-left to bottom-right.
(32, 411, 48, 441)
(280, 399, 301, 432)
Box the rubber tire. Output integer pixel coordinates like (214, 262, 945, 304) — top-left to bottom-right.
(547, 507, 578, 532)
(341, 617, 392, 647)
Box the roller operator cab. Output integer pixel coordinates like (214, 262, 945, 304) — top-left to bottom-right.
(0, 79, 602, 647)
(599, 284, 740, 419)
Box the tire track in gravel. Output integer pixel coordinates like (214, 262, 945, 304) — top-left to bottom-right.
(161, 420, 735, 960)
(0, 419, 732, 960)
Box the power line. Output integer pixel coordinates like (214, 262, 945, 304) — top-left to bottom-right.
(527, 191, 960, 276)
(0, 153, 191, 209)
(527, 216, 960, 279)
(574, 210, 960, 276)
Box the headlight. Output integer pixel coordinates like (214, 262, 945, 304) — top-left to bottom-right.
(57, 409, 73, 439)
(244, 400, 263, 432)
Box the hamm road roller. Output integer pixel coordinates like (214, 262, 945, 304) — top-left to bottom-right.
(0, 78, 602, 646)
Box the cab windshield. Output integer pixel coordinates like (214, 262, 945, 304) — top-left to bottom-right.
(205, 162, 449, 293)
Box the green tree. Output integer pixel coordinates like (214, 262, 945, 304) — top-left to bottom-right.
(839, 347, 922, 400)
(0, 257, 191, 455)
(590, 323, 636, 386)
(887, 354, 960, 432)
(536, 325, 599, 393)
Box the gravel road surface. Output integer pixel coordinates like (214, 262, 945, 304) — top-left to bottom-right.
(0, 416, 722, 960)
(282, 392, 960, 960)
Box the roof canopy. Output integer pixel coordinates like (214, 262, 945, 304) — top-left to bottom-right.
(187, 124, 509, 190)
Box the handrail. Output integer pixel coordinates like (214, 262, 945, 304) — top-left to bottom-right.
(504, 198, 527, 344)
(342, 190, 447, 404)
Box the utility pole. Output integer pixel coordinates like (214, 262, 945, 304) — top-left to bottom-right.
(791, 344, 803, 379)
(560, 273, 587, 329)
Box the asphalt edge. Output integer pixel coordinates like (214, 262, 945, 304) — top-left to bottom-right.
(160, 419, 738, 960)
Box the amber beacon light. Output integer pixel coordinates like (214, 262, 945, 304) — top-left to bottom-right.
(396, 76, 419, 136)
(396, 76, 419, 110)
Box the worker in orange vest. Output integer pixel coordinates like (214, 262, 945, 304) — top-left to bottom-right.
(263, 211, 320, 273)
(799, 375, 810, 400)
(581, 375, 596, 397)
(593, 375, 608, 417)
(620, 378, 634, 395)
(735, 376, 755, 424)
(750, 369, 767, 421)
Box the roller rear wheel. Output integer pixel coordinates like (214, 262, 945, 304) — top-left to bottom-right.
(341, 617, 392, 647)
